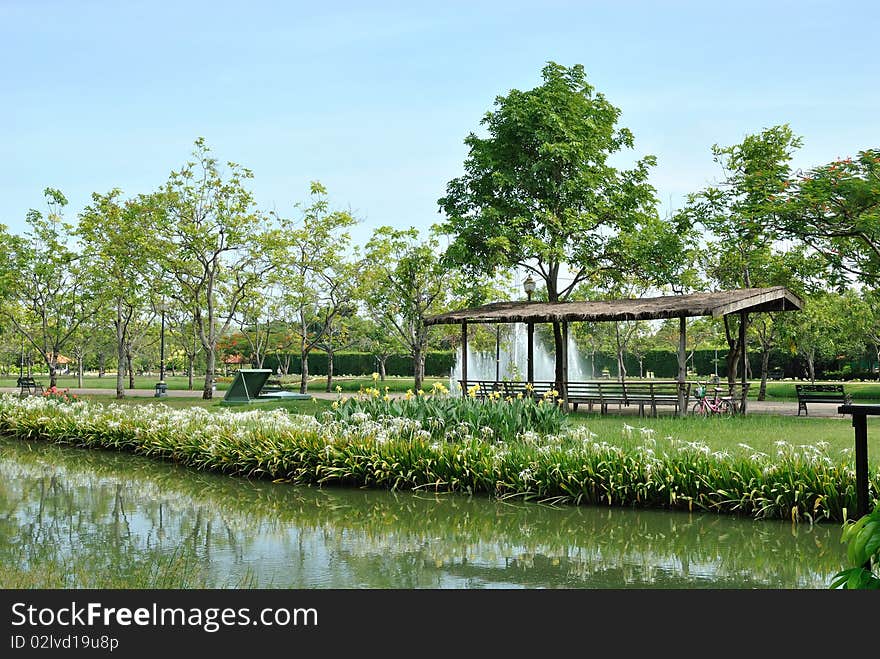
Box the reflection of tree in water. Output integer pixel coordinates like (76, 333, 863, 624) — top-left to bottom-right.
(0, 437, 846, 588)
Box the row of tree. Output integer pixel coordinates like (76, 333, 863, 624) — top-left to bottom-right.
(0, 62, 877, 399)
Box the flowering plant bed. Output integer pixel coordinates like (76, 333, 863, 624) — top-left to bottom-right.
(0, 394, 875, 523)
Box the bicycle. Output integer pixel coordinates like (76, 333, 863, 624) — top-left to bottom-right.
(691, 382, 733, 416)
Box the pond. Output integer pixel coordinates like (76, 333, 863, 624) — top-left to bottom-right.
(0, 436, 846, 589)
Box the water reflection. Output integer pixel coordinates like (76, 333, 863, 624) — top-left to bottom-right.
(0, 437, 845, 588)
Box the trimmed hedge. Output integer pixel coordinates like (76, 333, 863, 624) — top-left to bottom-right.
(261, 351, 456, 377)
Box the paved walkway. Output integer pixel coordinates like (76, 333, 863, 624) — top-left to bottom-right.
(0, 386, 855, 418)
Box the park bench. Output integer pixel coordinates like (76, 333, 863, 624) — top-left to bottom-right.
(17, 376, 44, 397)
(795, 383, 851, 416)
(567, 380, 691, 417)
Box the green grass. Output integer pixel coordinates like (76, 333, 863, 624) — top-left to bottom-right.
(0, 374, 231, 391)
(73, 393, 335, 415)
(755, 380, 880, 402)
(0, 373, 451, 393)
(568, 413, 880, 466)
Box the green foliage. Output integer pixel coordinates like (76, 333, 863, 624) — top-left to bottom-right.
(830, 507, 880, 589)
(325, 383, 568, 442)
(438, 61, 685, 299)
(1, 189, 99, 386)
(779, 148, 880, 287)
(362, 226, 460, 390)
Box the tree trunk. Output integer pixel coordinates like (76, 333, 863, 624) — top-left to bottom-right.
(325, 351, 334, 392)
(807, 354, 816, 383)
(77, 357, 83, 388)
(413, 346, 425, 392)
(616, 350, 627, 382)
(378, 356, 387, 381)
(202, 349, 215, 399)
(116, 304, 125, 399)
(126, 353, 135, 389)
(758, 349, 770, 401)
(552, 320, 564, 393)
(299, 353, 309, 395)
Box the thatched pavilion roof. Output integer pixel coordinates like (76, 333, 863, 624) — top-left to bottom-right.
(424, 286, 803, 326)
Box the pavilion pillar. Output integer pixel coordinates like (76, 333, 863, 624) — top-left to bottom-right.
(460, 322, 468, 398)
(677, 316, 687, 417)
(739, 311, 748, 415)
(526, 321, 534, 385)
(560, 321, 569, 412)
(495, 324, 501, 383)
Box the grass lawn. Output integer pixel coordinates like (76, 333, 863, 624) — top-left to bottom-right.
(756, 379, 880, 403)
(568, 412, 880, 466)
(0, 374, 231, 391)
(0, 373, 451, 393)
(75, 393, 335, 416)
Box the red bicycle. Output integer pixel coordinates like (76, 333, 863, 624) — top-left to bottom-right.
(691, 382, 733, 416)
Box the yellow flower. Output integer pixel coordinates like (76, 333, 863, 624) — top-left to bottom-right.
(331, 401, 339, 409)
(371, 372, 379, 381)
(335, 385, 342, 393)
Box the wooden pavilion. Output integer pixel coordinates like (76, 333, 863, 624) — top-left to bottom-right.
(424, 286, 804, 415)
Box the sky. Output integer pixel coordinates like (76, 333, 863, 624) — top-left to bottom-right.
(2, 0, 878, 248)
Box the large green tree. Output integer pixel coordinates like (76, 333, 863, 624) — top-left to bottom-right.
(778, 148, 880, 286)
(274, 182, 357, 394)
(1, 189, 98, 388)
(679, 124, 804, 388)
(78, 189, 155, 398)
(362, 226, 454, 391)
(148, 138, 280, 399)
(437, 62, 686, 391)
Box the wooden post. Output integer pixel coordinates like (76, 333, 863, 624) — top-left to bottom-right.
(560, 321, 569, 412)
(677, 316, 687, 417)
(495, 324, 501, 384)
(461, 322, 468, 398)
(853, 412, 869, 519)
(527, 321, 534, 385)
(739, 311, 748, 415)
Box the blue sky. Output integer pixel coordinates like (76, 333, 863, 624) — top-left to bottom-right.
(2, 0, 877, 247)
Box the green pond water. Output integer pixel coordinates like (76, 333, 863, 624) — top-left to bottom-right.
(0, 436, 847, 588)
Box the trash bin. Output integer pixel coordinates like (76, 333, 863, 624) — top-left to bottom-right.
(154, 382, 168, 398)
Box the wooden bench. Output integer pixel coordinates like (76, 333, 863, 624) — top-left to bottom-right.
(795, 383, 851, 416)
(17, 376, 44, 397)
(567, 380, 691, 417)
